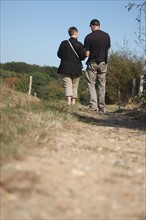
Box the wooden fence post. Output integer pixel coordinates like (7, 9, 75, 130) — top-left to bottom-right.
(28, 76, 32, 95)
(139, 74, 144, 97)
(132, 77, 136, 97)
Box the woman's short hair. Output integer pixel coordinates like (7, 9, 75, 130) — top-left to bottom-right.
(68, 27, 78, 36)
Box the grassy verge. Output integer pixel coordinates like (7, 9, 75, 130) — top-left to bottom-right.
(0, 85, 73, 164)
(115, 107, 146, 122)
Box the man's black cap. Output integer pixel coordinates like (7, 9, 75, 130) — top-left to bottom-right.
(89, 19, 100, 27)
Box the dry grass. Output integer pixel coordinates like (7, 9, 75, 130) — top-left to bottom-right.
(0, 84, 74, 164)
(0, 83, 40, 108)
(1, 83, 145, 165)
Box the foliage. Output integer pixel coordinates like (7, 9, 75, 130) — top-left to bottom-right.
(125, 1, 146, 105)
(78, 73, 89, 105)
(0, 64, 64, 101)
(107, 49, 143, 104)
(16, 74, 30, 93)
(0, 55, 144, 105)
(30, 71, 50, 96)
(47, 81, 65, 100)
(0, 68, 17, 78)
(0, 62, 41, 73)
(125, 1, 146, 53)
(37, 82, 64, 100)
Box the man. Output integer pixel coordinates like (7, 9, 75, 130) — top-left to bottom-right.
(57, 27, 86, 106)
(84, 19, 111, 113)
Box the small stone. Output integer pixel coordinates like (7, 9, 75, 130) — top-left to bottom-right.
(71, 169, 85, 177)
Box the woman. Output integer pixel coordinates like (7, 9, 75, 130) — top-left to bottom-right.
(57, 26, 86, 106)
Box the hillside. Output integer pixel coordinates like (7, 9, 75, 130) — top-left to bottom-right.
(0, 86, 146, 219)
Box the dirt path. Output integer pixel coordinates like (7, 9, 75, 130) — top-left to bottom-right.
(1, 106, 146, 220)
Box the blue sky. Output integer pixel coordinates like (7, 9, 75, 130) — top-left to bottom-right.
(1, 0, 144, 68)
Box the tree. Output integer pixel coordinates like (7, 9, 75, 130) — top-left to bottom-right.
(107, 49, 143, 104)
(125, 1, 146, 97)
(15, 74, 29, 93)
(125, 1, 146, 52)
(30, 72, 51, 97)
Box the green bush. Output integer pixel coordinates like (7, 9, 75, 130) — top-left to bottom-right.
(107, 50, 143, 104)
